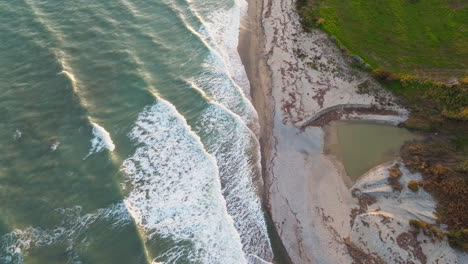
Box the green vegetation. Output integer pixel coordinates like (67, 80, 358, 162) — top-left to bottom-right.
(408, 180, 420, 192)
(296, 0, 468, 251)
(393, 76, 468, 148)
(395, 76, 468, 122)
(409, 219, 445, 240)
(297, 0, 468, 139)
(297, 0, 468, 77)
(409, 219, 468, 249)
(447, 229, 468, 251)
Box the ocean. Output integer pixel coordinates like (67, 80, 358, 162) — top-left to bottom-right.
(0, 0, 273, 263)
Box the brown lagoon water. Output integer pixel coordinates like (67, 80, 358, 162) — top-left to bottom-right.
(327, 122, 422, 181)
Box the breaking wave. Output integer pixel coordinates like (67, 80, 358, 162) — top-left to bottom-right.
(121, 99, 247, 263)
(86, 122, 116, 157)
(194, 103, 273, 262)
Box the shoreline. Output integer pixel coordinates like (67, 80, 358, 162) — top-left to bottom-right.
(238, 0, 358, 263)
(238, 0, 292, 263)
(238, 0, 392, 262)
(238, 0, 274, 195)
(238, 0, 468, 263)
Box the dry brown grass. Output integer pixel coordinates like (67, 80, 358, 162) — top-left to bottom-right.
(387, 164, 403, 192)
(408, 180, 420, 192)
(401, 140, 468, 250)
(343, 237, 386, 264)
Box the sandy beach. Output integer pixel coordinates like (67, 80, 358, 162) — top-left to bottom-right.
(239, 0, 397, 262)
(239, 0, 468, 263)
(240, 0, 359, 262)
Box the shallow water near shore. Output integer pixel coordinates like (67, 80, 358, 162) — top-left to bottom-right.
(327, 121, 422, 181)
(0, 0, 272, 263)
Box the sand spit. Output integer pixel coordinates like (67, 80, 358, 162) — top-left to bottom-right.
(240, 0, 468, 263)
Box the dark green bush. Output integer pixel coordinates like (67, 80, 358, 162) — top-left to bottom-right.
(447, 229, 468, 251)
(372, 69, 396, 82)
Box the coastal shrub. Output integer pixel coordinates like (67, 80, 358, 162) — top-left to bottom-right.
(447, 229, 468, 251)
(294, 48, 308, 60)
(457, 160, 468, 173)
(357, 80, 371, 94)
(387, 164, 403, 191)
(394, 76, 468, 143)
(442, 107, 468, 121)
(372, 69, 396, 83)
(408, 180, 420, 192)
(409, 219, 428, 230)
(401, 140, 468, 251)
(409, 220, 444, 240)
(461, 77, 468, 86)
(316, 17, 325, 26)
(428, 226, 445, 240)
(296, 0, 317, 31)
(398, 75, 468, 122)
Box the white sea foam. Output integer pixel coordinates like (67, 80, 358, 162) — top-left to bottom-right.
(180, 0, 259, 133)
(50, 141, 60, 151)
(86, 122, 115, 157)
(121, 99, 247, 263)
(178, 1, 273, 262)
(192, 103, 273, 262)
(193, 54, 257, 130)
(59, 69, 77, 89)
(13, 129, 22, 140)
(0, 203, 131, 264)
(202, 0, 250, 98)
(183, 2, 273, 262)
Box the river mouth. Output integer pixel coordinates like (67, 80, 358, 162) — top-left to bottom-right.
(325, 121, 422, 182)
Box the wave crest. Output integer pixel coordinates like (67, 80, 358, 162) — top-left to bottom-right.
(121, 99, 247, 263)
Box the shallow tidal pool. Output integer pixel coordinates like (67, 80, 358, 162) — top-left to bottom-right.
(327, 121, 422, 181)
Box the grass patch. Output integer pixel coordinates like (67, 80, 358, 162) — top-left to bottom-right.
(297, 0, 468, 77)
(297, 1, 468, 138)
(296, 0, 468, 252)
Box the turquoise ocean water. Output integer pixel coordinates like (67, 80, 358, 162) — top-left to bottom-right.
(0, 0, 272, 263)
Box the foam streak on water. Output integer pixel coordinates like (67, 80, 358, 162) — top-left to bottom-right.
(0, 204, 131, 264)
(121, 99, 246, 263)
